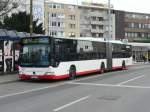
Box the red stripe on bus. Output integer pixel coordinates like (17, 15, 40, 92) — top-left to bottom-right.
(18, 74, 69, 80)
(18, 66, 128, 80)
(77, 69, 99, 76)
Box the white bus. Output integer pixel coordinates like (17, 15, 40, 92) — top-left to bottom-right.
(18, 36, 132, 80)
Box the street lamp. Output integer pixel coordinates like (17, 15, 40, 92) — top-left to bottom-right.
(30, 0, 33, 36)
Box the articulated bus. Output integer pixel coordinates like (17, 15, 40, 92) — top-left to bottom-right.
(18, 36, 132, 80)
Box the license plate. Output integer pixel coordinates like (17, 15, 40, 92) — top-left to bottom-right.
(31, 76, 38, 79)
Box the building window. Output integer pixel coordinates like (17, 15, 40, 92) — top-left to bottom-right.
(134, 33, 137, 37)
(68, 15, 75, 20)
(98, 17, 103, 21)
(53, 4, 56, 8)
(92, 33, 96, 37)
(92, 25, 96, 29)
(57, 31, 65, 36)
(57, 4, 61, 9)
(61, 4, 64, 9)
(125, 32, 128, 37)
(148, 34, 150, 38)
(52, 22, 57, 27)
(92, 16, 96, 21)
(52, 13, 57, 18)
(98, 25, 103, 29)
(131, 23, 134, 28)
(48, 3, 53, 8)
(58, 22, 61, 27)
(48, 21, 52, 27)
(139, 23, 141, 28)
(49, 31, 57, 36)
(99, 33, 103, 37)
(69, 24, 76, 29)
(138, 33, 142, 37)
(57, 22, 65, 28)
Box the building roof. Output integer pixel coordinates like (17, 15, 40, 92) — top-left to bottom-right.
(0, 29, 39, 40)
(129, 42, 150, 47)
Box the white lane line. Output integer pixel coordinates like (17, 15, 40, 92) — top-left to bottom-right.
(68, 82, 150, 89)
(53, 95, 91, 112)
(75, 72, 115, 82)
(0, 72, 114, 99)
(0, 82, 67, 99)
(117, 75, 145, 85)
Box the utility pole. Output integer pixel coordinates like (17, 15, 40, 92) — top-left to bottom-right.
(108, 0, 111, 40)
(30, 0, 33, 36)
(106, 0, 112, 69)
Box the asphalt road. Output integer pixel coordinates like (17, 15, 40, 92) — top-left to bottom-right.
(0, 64, 150, 112)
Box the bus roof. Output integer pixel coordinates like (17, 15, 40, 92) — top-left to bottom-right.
(22, 36, 129, 45)
(54, 36, 128, 45)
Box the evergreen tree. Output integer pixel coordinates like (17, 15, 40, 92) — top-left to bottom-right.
(2, 12, 44, 34)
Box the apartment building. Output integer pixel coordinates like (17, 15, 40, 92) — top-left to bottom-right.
(6, 0, 115, 39)
(115, 10, 150, 42)
(45, 1, 80, 37)
(44, 1, 115, 38)
(79, 2, 115, 39)
(114, 10, 150, 62)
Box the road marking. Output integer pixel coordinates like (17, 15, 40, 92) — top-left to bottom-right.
(68, 82, 150, 89)
(117, 75, 145, 85)
(0, 72, 121, 99)
(0, 82, 68, 99)
(53, 95, 91, 112)
(75, 72, 116, 82)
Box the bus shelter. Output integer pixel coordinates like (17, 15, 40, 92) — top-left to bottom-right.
(0, 29, 23, 73)
(129, 42, 150, 63)
(0, 29, 39, 73)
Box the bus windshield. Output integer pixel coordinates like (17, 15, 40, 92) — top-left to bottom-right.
(19, 45, 50, 67)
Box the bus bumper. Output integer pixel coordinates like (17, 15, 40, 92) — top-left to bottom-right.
(18, 74, 69, 80)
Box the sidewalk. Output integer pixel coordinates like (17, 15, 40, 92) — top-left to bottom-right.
(0, 73, 19, 84)
(133, 61, 150, 65)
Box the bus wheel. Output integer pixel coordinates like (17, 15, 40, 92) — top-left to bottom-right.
(69, 66, 76, 80)
(122, 61, 126, 70)
(100, 63, 105, 73)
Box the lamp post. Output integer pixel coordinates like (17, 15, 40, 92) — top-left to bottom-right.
(30, 0, 33, 36)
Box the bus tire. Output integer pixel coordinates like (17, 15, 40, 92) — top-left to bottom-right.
(69, 66, 76, 80)
(100, 62, 105, 73)
(122, 61, 126, 70)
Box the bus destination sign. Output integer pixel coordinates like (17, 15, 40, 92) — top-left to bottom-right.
(22, 37, 49, 44)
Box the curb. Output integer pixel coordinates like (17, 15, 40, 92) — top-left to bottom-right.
(0, 79, 19, 85)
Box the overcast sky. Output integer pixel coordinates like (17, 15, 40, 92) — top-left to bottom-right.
(54, 0, 150, 13)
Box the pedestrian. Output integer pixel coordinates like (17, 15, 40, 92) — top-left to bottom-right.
(142, 55, 146, 63)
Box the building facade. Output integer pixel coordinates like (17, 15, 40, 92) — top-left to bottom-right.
(78, 2, 115, 39)
(115, 10, 150, 42)
(114, 10, 150, 62)
(45, 1, 80, 37)
(44, 1, 115, 38)
(8, 0, 115, 39)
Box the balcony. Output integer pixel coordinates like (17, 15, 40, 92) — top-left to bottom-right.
(91, 21, 104, 25)
(89, 12, 104, 17)
(91, 29, 104, 33)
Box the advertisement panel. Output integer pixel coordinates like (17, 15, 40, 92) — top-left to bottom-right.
(4, 41, 13, 72)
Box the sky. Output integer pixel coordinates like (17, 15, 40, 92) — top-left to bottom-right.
(54, 0, 150, 13)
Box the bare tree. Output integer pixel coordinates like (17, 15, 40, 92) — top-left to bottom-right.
(0, 0, 18, 16)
